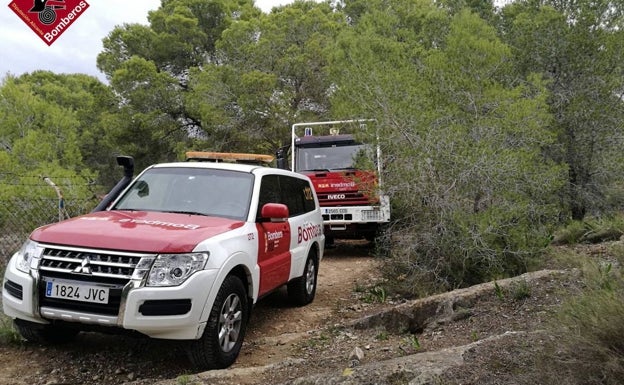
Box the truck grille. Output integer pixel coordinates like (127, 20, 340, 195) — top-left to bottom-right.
(38, 246, 154, 317)
(317, 192, 371, 205)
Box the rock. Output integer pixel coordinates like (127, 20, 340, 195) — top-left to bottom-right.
(348, 346, 365, 366)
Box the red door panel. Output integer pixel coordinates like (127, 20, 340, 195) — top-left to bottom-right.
(256, 221, 291, 296)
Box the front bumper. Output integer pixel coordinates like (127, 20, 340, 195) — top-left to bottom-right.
(2, 254, 219, 340)
(3, 255, 42, 324)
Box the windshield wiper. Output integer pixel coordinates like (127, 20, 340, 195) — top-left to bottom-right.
(168, 210, 208, 216)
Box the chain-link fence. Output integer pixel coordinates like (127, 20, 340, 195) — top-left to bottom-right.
(0, 182, 103, 269)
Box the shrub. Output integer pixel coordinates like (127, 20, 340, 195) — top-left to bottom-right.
(553, 215, 624, 245)
(378, 201, 553, 298)
(551, 220, 590, 245)
(0, 316, 20, 346)
(540, 262, 624, 384)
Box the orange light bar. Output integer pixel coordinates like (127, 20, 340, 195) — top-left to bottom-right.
(185, 151, 274, 165)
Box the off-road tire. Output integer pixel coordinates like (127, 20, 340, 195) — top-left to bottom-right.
(288, 249, 318, 306)
(186, 275, 249, 370)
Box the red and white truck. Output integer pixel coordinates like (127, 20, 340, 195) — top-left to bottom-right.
(2, 153, 324, 369)
(277, 120, 390, 244)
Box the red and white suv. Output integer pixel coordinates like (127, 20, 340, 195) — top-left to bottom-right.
(2, 156, 325, 369)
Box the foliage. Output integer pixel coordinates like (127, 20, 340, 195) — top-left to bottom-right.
(332, 1, 566, 296)
(175, 374, 198, 385)
(0, 316, 21, 346)
(551, 220, 592, 245)
(97, 0, 344, 162)
(552, 215, 624, 245)
(358, 285, 387, 304)
(0, 73, 107, 257)
(96, 0, 260, 167)
(0, 74, 101, 200)
(510, 279, 531, 301)
(544, 261, 624, 384)
(498, 0, 624, 220)
(187, 0, 345, 154)
(401, 334, 421, 351)
(494, 281, 505, 300)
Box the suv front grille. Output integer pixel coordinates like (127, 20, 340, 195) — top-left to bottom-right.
(39, 247, 148, 280)
(38, 246, 154, 317)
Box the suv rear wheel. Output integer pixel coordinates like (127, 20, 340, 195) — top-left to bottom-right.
(288, 249, 318, 306)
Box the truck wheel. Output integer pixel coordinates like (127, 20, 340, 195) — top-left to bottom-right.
(14, 319, 78, 344)
(288, 250, 318, 306)
(187, 275, 249, 370)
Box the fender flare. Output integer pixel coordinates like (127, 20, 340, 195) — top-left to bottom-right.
(197, 251, 258, 327)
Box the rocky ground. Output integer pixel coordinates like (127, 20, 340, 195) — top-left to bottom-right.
(0, 240, 595, 385)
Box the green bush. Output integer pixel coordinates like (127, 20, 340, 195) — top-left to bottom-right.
(379, 201, 553, 297)
(540, 262, 624, 384)
(0, 316, 20, 346)
(551, 220, 591, 245)
(552, 215, 624, 245)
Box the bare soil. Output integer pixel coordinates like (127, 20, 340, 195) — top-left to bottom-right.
(0, 240, 587, 385)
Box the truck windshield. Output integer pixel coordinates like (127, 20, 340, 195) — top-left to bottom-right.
(112, 167, 254, 220)
(296, 144, 372, 172)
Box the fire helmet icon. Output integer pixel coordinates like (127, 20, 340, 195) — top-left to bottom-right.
(29, 0, 66, 25)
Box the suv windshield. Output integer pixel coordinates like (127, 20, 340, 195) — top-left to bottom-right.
(112, 167, 254, 220)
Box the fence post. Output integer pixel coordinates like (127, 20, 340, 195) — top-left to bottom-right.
(43, 176, 69, 222)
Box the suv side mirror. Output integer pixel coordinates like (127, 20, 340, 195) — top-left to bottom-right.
(261, 203, 289, 222)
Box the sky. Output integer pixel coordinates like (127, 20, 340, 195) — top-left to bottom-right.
(0, 0, 296, 83)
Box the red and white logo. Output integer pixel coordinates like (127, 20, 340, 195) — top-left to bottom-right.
(8, 0, 90, 46)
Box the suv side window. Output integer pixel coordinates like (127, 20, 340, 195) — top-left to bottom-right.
(281, 176, 316, 217)
(300, 179, 316, 213)
(257, 175, 316, 219)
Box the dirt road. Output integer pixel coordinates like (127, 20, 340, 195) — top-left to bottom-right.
(0, 240, 381, 385)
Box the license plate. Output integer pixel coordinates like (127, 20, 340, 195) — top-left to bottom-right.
(45, 280, 110, 304)
(324, 208, 347, 214)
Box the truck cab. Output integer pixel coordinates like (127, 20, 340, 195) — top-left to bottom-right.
(279, 120, 390, 243)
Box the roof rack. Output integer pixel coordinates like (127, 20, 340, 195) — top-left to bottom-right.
(185, 151, 274, 165)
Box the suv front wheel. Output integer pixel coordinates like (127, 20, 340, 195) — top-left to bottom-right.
(186, 275, 249, 370)
(14, 319, 79, 344)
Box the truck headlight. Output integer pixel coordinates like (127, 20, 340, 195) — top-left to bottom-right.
(147, 252, 209, 287)
(16, 239, 42, 274)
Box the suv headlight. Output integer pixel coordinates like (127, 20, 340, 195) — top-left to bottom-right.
(16, 239, 42, 273)
(147, 252, 209, 287)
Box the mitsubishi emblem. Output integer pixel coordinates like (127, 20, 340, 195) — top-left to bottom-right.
(73, 256, 93, 275)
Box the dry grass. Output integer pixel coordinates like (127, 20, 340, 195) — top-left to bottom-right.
(537, 253, 624, 385)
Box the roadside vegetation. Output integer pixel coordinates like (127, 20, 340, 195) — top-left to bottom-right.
(0, 316, 19, 346)
(550, 266, 624, 384)
(533, 228, 624, 384)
